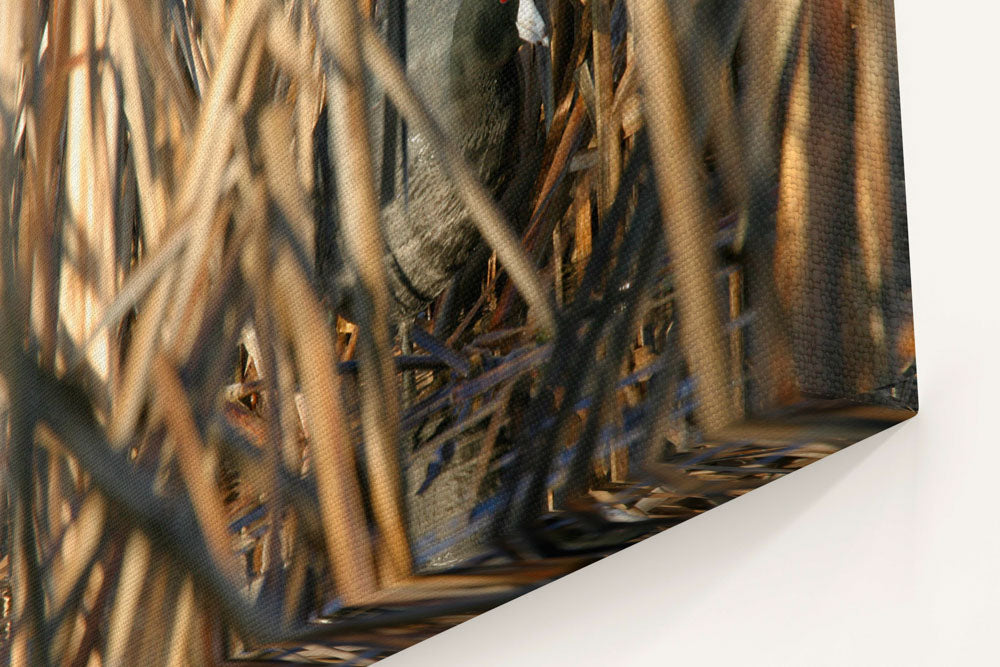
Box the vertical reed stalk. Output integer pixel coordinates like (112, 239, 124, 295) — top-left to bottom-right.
(629, 0, 734, 433)
(316, 0, 412, 586)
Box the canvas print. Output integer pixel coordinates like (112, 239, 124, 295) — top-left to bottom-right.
(0, 0, 915, 663)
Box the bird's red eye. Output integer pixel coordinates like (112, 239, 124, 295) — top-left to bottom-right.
(499, 0, 509, 4)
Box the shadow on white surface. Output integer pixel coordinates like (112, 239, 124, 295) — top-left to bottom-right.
(385, 420, 923, 666)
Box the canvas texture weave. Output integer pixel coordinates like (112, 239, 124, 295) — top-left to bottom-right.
(0, 0, 915, 663)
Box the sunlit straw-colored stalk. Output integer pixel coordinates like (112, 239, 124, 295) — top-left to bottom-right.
(854, 0, 894, 372)
(590, 0, 620, 218)
(629, 0, 734, 433)
(22, 1, 71, 369)
(272, 244, 379, 603)
(316, 0, 411, 586)
(0, 2, 26, 300)
(774, 8, 810, 318)
(104, 531, 151, 667)
(59, 0, 117, 386)
(165, 578, 197, 667)
(736, 0, 803, 409)
(48, 492, 105, 625)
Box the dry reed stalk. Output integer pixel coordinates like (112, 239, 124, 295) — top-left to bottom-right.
(743, 0, 805, 121)
(47, 492, 105, 624)
(110, 0, 171, 247)
(103, 530, 152, 667)
(107, 274, 173, 447)
(259, 105, 315, 260)
(853, 0, 894, 371)
(21, 0, 71, 370)
(275, 331, 307, 474)
(806, 0, 854, 394)
(728, 269, 744, 412)
(264, 8, 322, 192)
(774, 10, 810, 320)
(0, 2, 26, 301)
(8, 407, 46, 665)
(253, 105, 314, 599)
(554, 3, 592, 117)
(589, 0, 620, 217)
(169, 120, 246, 356)
(120, 0, 197, 127)
(574, 61, 596, 123)
(571, 169, 592, 278)
(492, 95, 587, 326)
(316, 0, 411, 587)
(132, 559, 172, 661)
(706, 62, 749, 255)
(154, 354, 241, 582)
(609, 54, 638, 136)
(360, 23, 558, 336)
(525, 100, 588, 253)
(737, 0, 804, 411)
(198, 0, 227, 62)
(298, 8, 322, 192)
(165, 578, 196, 667)
(53, 523, 121, 666)
(59, 0, 117, 385)
(629, 0, 734, 433)
(553, 220, 564, 305)
(273, 246, 378, 603)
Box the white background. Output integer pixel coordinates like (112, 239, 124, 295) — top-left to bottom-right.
(384, 3, 1000, 665)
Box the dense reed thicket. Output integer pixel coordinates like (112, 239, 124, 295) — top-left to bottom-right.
(0, 1, 914, 663)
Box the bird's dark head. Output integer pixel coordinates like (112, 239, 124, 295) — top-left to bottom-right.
(451, 0, 548, 74)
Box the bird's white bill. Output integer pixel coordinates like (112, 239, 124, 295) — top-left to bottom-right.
(517, 0, 549, 47)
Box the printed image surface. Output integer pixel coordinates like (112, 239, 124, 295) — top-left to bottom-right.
(0, 0, 915, 663)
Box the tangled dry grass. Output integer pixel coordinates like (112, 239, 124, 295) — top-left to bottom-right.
(0, 0, 914, 664)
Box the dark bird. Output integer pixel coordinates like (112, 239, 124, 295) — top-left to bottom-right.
(315, 0, 548, 323)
